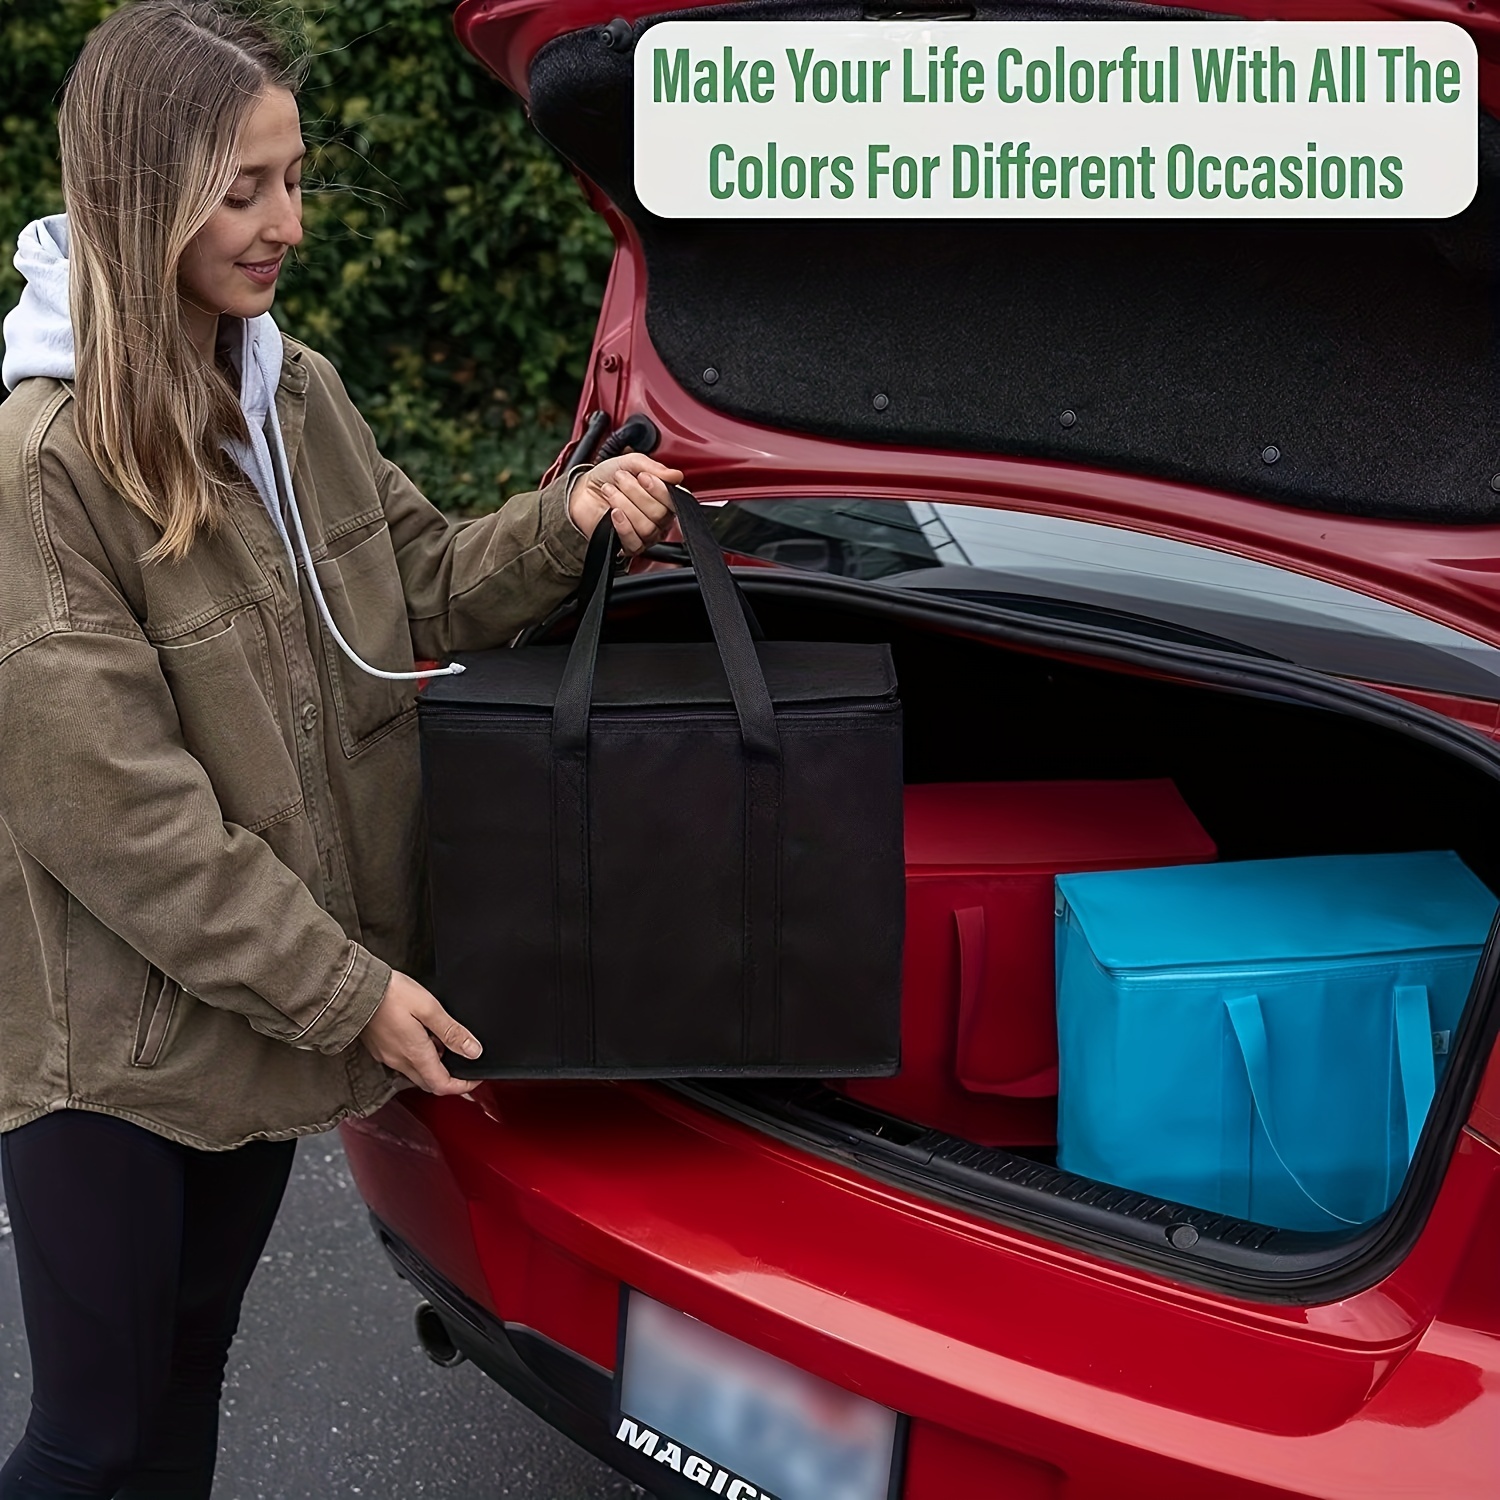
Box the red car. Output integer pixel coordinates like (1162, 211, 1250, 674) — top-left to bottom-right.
(343, 2, 1500, 1496)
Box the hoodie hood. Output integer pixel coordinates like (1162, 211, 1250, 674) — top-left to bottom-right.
(2, 215, 75, 389)
(222, 310, 295, 552)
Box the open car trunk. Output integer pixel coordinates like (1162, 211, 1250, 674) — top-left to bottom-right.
(553, 561, 1500, 1301)
(459, 0, 1500, 1303)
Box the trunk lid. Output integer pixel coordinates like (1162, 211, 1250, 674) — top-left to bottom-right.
(456, 0, 1500, 664)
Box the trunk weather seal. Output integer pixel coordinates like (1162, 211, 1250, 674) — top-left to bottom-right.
(599, 566, 1500, 1303)
(616, 567, 1500, 779)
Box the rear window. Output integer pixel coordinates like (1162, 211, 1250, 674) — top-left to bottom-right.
(708, 497, 1500, 699)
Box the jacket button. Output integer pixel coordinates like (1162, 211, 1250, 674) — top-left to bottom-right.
(300, 703, 319, 733)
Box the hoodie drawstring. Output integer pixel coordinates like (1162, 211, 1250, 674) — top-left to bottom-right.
(259, 356, 464, 683)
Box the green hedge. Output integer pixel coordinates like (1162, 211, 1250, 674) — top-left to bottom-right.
(0, 0, 612, 514)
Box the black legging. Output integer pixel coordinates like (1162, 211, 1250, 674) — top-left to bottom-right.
(0, 1111, 295, 1499)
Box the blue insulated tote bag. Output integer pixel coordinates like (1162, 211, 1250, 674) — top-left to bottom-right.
(1055, 852, 1496, 1232)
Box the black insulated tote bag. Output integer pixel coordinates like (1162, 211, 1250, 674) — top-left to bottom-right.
(418, 487, 905, 1078)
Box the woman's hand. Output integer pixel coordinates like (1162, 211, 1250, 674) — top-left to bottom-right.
(359, 969, 482, 1095)
(568, 453, 684, 555)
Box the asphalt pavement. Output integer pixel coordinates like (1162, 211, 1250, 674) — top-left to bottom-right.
(0, 1135, 646, 1499)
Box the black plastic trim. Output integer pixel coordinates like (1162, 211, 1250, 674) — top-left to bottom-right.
(597, 565, 1500, 1303)
(373, 1218, 703, 1497)
(615, 567, 1500, 782)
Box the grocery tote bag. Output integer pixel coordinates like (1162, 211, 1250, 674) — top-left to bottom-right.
(843, 780, 1215, 1148)
(1055, 851, 1497, 1232)
(419, 487, 905, 1077)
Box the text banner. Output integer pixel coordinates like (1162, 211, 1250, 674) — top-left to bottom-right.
(634, 20, 1478, 218)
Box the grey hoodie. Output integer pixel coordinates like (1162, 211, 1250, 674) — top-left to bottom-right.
(1, 214, 457, 683)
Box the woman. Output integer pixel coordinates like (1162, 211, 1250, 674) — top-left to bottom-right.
(0, 2, 681, 1494)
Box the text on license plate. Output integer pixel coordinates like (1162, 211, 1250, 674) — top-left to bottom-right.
(615, 1291, 899, 1500)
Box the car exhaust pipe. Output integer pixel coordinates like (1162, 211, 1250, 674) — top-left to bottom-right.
(413, 1300, 467, 1368)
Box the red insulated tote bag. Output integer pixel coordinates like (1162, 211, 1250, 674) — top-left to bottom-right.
(418, 487, 905, 1078)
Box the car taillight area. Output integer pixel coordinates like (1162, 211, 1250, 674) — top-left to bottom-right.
(342, 1077, 1500, 1500)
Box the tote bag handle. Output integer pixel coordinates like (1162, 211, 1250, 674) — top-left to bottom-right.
(953, 906, 1059, 1098)
(1224, 986, 1434, 1228)
(553, 487, 777, 757)
(550, 488, 785, 1067)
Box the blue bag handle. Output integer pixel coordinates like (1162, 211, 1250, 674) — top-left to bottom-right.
(1223, 987, 1434, 1228)
(1393, 984, 1437, 1162)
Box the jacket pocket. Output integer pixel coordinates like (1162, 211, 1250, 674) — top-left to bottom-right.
(155, 605, 303, 832)
(312, 522, 417, 756)
(132, 966, 181, 1068)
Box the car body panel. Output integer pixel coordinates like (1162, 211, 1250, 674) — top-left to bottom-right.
(1470, 1043, 1500, 1146)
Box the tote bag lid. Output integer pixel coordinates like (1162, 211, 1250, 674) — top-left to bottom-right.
(1057, 851, 1497, 975)
(904, 779, 1215, 872)
(422, 639, 897, 711)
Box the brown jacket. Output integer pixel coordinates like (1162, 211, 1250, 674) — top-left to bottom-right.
(0, 336, 588, 1149)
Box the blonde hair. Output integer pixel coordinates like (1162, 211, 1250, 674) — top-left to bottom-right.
(59, 1, 304, 561)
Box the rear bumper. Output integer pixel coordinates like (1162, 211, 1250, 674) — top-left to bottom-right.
(341, 1082, 1500, 1500)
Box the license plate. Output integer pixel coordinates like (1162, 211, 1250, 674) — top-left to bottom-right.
(615, 1291, 902, 1500)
